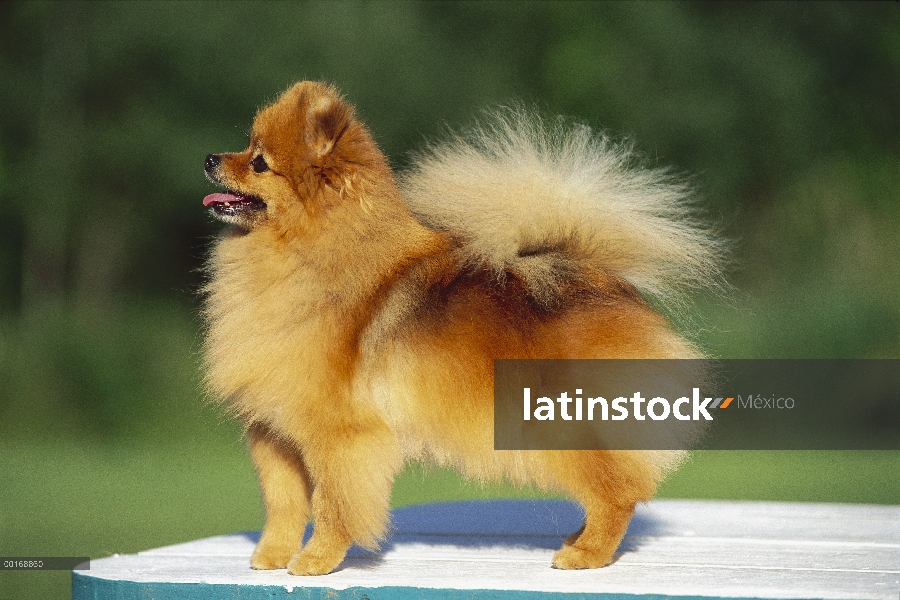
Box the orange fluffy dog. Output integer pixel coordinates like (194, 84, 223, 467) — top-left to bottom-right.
(202, 81, 721, 576)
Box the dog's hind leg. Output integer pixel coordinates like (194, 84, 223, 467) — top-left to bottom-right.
(247, 422, 312, 570)
(545, 450, 657, 569)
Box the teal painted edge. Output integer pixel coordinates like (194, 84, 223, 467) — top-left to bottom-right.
(72, 573, 825, 600)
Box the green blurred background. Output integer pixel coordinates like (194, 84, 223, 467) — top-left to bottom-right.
(1, 1, 899, 597)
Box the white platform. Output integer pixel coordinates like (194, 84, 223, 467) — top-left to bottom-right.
(73, 499, 900, 600)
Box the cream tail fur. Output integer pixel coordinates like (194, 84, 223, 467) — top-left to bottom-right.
(400, 108, 725, 309)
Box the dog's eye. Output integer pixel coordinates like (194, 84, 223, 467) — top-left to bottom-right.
(251, 155, 269, 173)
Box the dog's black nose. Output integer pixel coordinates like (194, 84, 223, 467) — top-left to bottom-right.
(205, 154, 221, 173)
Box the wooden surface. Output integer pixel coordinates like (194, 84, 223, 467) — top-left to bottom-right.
(73, 499, 900, 600)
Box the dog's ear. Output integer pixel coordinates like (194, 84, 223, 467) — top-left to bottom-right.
(305, 95, 353, 159)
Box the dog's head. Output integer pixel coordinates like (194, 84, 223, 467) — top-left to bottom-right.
(204, 81, 389, 231)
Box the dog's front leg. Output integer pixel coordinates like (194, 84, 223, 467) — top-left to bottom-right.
(247, 422, 312, 570)
(286, 414, 402, 576)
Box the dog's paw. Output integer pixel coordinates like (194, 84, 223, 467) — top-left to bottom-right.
(287, 549, 343, 576)
(250, 543, 295, 570)
(551, 545, 614, 570)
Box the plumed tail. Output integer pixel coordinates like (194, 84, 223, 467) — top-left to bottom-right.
(400, 108, 726, 309)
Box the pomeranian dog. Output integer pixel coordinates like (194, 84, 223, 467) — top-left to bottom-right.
(202, 81, 721, 576)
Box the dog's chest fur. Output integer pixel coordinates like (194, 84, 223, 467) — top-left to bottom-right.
(202, 211, 446, 429)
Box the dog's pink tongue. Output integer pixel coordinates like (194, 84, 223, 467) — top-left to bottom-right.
(203, 192, 242, 207)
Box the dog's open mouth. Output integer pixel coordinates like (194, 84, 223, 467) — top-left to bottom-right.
(203, 192, 267, 217)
